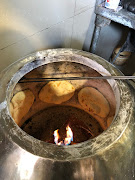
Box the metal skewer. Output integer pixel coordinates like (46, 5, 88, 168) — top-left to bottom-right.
(19, 76, 135, 83)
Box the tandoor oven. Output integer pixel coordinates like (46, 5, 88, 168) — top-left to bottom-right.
(0, 49, 134, 180)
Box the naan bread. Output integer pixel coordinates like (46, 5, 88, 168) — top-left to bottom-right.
(39, 81, 75, 104)
(78, 87, 110, 118)
(10, 89, 35, 125)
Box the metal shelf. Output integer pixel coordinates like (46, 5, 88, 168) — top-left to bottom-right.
(95, 4, 135, 29)
(90, 3, 135, 53)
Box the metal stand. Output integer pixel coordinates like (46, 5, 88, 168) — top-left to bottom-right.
(90, 3, 135, 57)
(91, 15, 111, 54)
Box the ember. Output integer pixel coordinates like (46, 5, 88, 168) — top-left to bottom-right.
(54, 125, 73, 146)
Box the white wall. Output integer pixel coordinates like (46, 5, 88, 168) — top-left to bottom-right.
(0, 0, 96, 72)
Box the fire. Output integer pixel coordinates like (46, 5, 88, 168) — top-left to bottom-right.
(54, 125, 73, 146)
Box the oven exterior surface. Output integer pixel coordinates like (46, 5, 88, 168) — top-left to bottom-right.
(0, 49, 134, 180)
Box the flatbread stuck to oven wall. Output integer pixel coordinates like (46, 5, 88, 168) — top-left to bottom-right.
(78, 87, 110, 119)
(10, 89, 35, 126)
(39, 81, 75, 104)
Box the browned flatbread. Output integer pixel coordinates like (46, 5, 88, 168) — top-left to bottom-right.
(10, 89, 35, 125)
(78, 87, 110, 118)
(39, 81, 75, 104)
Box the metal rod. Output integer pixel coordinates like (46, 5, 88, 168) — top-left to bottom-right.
(19, 76, 135, 83)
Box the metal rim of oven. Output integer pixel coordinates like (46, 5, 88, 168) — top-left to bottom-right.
(0, 48, 134, 161)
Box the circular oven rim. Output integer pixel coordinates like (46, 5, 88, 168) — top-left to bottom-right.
(0, 48, 133, 161)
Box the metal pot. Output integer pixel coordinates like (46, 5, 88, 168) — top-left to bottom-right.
(0, 49, 134, 180)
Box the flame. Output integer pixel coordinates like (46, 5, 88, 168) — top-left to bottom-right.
(54, 125, 73, 145)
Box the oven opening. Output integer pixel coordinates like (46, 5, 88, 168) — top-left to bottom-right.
(9, 61, 116, 145)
